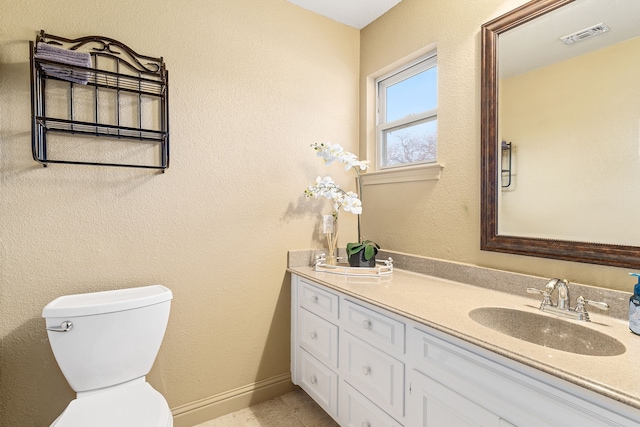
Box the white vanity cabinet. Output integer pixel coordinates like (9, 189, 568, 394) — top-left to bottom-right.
(292, 277, 340, 418)
(339, 299, 406, 424)
(291, 275, 406, 426)
(290, 273, 640, 427)
(408, 327, 640, 427)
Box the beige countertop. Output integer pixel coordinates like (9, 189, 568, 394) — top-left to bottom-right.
(288, 264, 640, 412)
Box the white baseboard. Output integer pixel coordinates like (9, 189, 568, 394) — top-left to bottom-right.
(171, 373, 295, 427)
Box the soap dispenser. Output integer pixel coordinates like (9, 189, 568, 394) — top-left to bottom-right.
(630, 273, 640, 335)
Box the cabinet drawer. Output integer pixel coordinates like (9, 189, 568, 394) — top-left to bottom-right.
(341, 332, 404, 419)
(342, 381, 404, 427)
(299, 308, 339, 368)
(298, 349, 338, 418)
(299, 279, 339, 320)
(343, 299, 405, 355)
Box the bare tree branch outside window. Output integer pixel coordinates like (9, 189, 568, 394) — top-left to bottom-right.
(386, 131, 437, 166)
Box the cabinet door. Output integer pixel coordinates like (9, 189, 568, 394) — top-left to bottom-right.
(298, 349, 339, 418)
(341, 332, 404, 419)
(299, 308, 339, 368)
(409, 370, 500, 427)
(341, 381, 404, 427)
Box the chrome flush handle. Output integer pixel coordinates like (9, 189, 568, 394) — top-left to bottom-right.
(46, 320, 73, 332)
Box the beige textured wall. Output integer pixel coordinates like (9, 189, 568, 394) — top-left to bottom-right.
(3, 1, 636, 425)
(500, 37, 640, 245)
(0, 1, 359, 425)
(359, 0, 634, 291)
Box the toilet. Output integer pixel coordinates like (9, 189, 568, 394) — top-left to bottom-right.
(42, 285, 174, 427)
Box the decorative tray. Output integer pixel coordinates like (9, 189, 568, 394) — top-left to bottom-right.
(314, 254, 393, 277)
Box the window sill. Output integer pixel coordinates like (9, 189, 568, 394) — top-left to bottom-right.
(360, 163, 444, 186)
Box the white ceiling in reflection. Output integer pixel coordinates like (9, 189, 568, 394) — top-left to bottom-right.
(500, 0, 640, 78)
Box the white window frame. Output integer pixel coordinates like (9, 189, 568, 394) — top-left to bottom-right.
(362, 46, 443, 186)
(377, 53, 438, 169)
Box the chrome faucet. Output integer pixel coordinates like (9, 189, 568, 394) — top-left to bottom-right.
(527, 278, 609, 322)
(546, 278, 570, 310)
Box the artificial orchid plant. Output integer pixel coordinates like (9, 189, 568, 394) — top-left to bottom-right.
(304, 142, 379, 262)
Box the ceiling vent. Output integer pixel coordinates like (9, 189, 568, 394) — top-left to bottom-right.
(561, 23, 610, 45)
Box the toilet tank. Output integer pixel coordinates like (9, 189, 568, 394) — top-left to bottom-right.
(42, 285, 172, 392)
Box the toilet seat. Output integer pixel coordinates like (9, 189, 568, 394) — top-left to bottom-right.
(51, 381, 172, 427)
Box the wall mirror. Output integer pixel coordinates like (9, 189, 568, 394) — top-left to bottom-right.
(481, 0, 640, 268)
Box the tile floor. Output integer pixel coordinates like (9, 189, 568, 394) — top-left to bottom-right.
(193, 388, 339, 427)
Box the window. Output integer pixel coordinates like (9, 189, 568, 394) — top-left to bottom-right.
(376, 53, 437, 169)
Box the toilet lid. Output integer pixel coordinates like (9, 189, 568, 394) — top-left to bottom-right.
(51, 382, 172, 427)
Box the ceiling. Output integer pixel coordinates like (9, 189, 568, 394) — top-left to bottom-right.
(286, 0, 403, 29)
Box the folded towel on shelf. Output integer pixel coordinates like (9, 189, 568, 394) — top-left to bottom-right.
(35, 42, 92, 65)
(35, 42, 92, 84)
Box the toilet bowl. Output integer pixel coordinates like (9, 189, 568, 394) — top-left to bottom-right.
(43, 285, 173, 427)
(50, 380, 172, 427)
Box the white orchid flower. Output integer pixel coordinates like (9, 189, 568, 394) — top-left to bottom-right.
(311, 142, 367, 172)
(305, 142, 367, 218)
(341, 191, 362, 214)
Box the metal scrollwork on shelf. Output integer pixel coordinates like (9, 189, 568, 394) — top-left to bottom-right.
(30, 30, 169, 170)
(36, 30, 165, 78)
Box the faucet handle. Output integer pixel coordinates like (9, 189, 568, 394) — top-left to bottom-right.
(576, 296, 609, 311)
(527, 287, 552, 308)
(574, 296, 609, 321)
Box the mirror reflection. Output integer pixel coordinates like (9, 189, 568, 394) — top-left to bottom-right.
(497, 0, 640, 246)
(481, 0, 640, 268)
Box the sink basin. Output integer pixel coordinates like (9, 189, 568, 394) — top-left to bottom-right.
(469, 307, 626, 356)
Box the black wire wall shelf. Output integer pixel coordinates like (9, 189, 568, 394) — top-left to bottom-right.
(30, 30, 169, 170)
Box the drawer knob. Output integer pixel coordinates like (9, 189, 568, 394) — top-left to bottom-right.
(309, 375, 317, 384)
(312, 295, 319, 303)
(310, 331, 317, 340)
(361, 365, 371, 376)
(362, 319, 372, 330)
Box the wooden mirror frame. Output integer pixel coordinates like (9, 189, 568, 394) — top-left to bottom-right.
(480, 0, 640, 269)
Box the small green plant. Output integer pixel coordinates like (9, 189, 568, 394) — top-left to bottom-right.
(346, 240, 380, 261)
